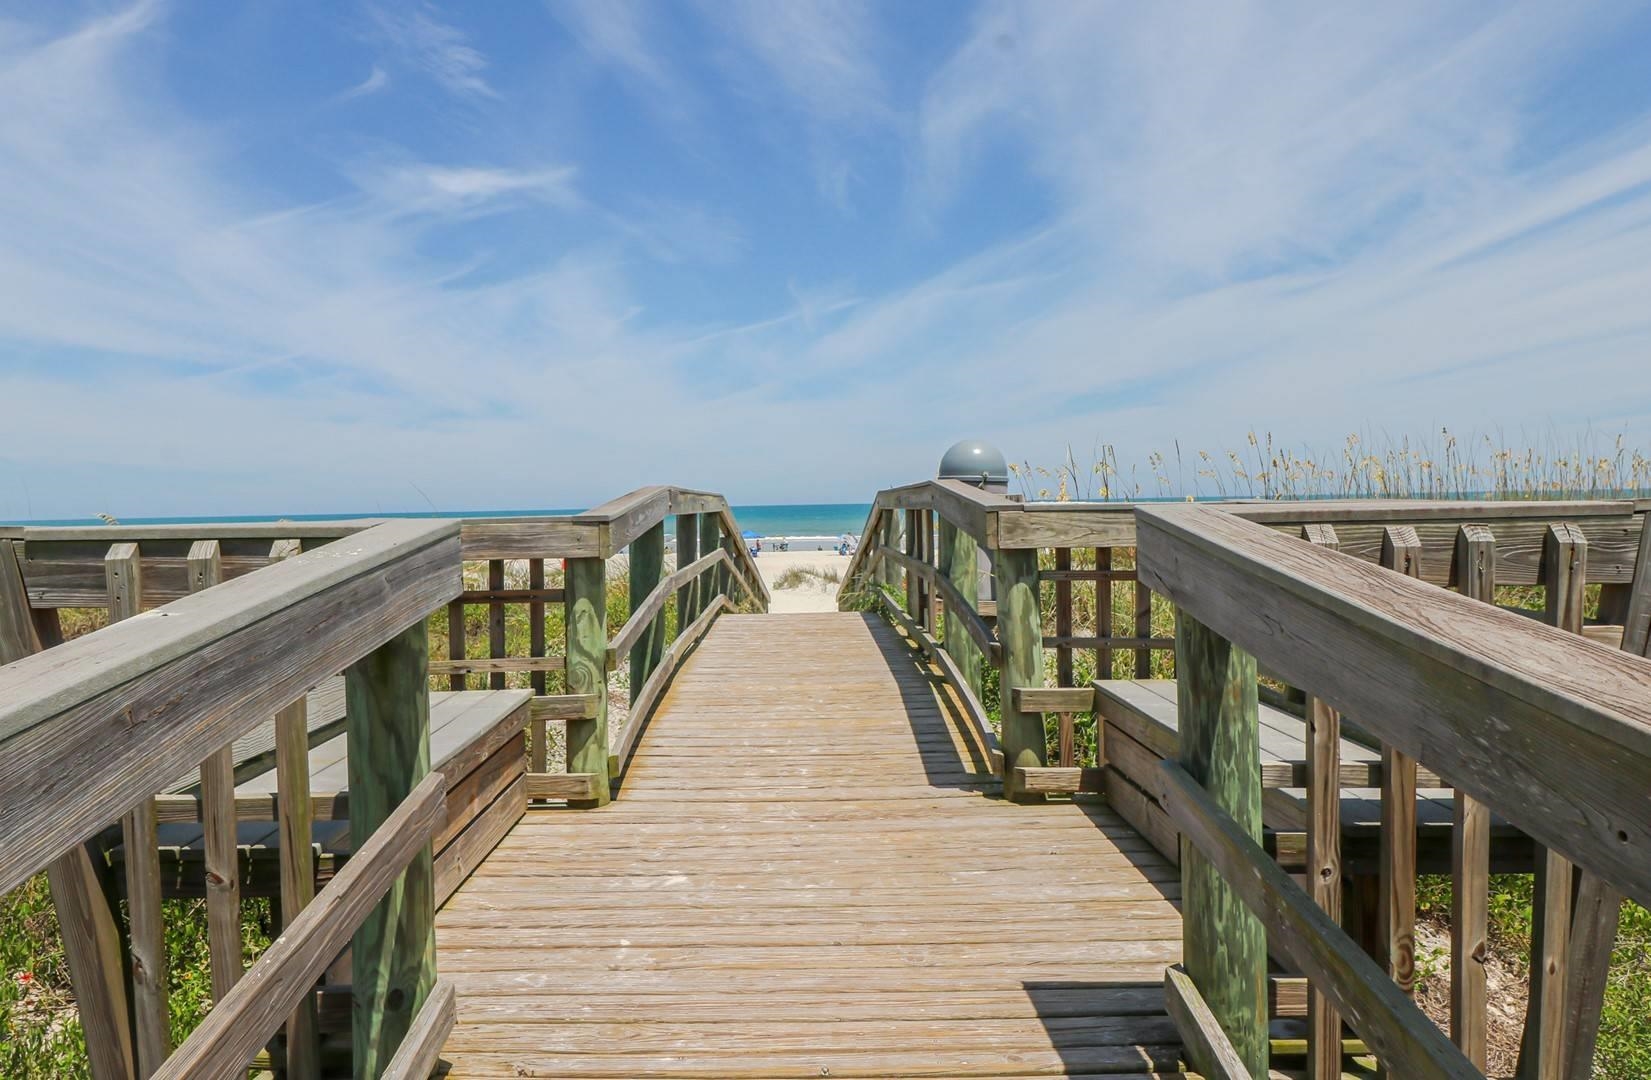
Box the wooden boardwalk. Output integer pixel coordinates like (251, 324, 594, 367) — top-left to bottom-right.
(436, 612, 1186, 1078)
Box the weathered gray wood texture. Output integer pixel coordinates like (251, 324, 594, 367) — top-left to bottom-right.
(1136, 504, 1651, 911)
(0, 519, 460, 896)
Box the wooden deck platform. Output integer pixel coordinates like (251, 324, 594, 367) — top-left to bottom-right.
(436, 612, 1188, 1078)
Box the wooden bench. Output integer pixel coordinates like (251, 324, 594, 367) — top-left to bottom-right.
(1093, 679, 1533, 875)
(116, 689, 531, 908)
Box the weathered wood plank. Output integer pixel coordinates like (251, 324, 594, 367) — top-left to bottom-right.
(486, 559, 506, 691)
(1013, 687, 1097, 712)
(529, 558, 548, 753)
(1164, 963, 1254, 1080)
(1302, 523, 1343, 1080)
(0, 538, 43, 663)
(1450, 523, 1493, 1070)
(0, 520, 460, 895)
(153, 772, 445, 1080)
(274, 696, 320, 1080)
(379, 978, 456, 1080)
(1377, 527, 1421, 1009)
(574, 485, 672, 557)
(525, 772, 598, 800)
(458, 517, 598, 560)
(186, 542, 242, 1005)
(1517, 524, 1588, 1080)
(428, 656, 565, 677)
(1012, 766, 1104, 795)
(108, 543, 170, 1077)
(437, 612, 1182, 1078)
(1175, 610, 1268, 1076)
(46, 848, 135, 1080)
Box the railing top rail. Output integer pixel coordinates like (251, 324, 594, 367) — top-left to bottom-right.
(0, 518, 461, 894)
(0, 520, 382, 542)
(1135, 502, 1651, 908)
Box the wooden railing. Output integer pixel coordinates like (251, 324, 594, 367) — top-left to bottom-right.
(839, 484, 1649, 804)
(0, 519, 462, 1080)
(1135, 504, 1651, 1079)
(447, 486, 767, 803)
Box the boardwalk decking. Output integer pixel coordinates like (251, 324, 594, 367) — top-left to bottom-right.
(436, 612, 1186, 1078)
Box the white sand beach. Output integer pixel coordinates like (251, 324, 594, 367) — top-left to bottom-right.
(753, 549, 855, 613)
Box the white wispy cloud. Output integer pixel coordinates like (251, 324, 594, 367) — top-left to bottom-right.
(367, 2, 496, 101)
(339, 64, 389, 101)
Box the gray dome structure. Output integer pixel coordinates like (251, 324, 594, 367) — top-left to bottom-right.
(937, 440, 1009, 487)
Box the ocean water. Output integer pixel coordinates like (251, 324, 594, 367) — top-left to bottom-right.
(17, 502, 876, 539)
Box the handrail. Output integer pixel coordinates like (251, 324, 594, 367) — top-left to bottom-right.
(1137, 504, 1651, 901)
(0, 519, 460, 894)
(869, 543, 1001, 666)
(608, 548, 729, 661)
(153, 771, 448, 1080)
(1, 518, 463, 1080)
(1134, 503, 1651, 1078)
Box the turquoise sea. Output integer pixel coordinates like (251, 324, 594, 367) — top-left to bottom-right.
(17, 502, 876, 539)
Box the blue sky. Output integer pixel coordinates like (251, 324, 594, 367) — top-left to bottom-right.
(3, 2, 1651, 518)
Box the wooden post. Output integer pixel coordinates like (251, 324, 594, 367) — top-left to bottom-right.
(699, 513, 723, 608)
(1378, 527, 1420, 1017)
(995, 547, 1046, 801)
(108, 543, 170, 1077)
(909, 512, 923, 627)
(445, 593, 466, 692)
(487, 559, 506, 690)
(1134, 579, 1154, 677)
(1096, 547, 1113, 679)
(1562, 522, 1647, 1074)
(1518, 524, 1586, 1079)
(0, 539, 43, 664)
(939, 518, 983, 702)
(676, 514, 700, 628)
(1176, 608, 1269, 1077)
(1054, 548, 1073, 688)
(268, 542, 320, 1079)
(565, 556, 612, 807)
(47, 851, 137, 1080)
(187, 542, 242, 1005)
(529, 558, 548, 772)
(876, 510, 897, 589)
(6, 539, 136, 1080)
(346, 622, 436, 1080)
(1302, 524, 1342, 1080)
(630, 521, 666, 703)
(1450, 524, 1493, 1070)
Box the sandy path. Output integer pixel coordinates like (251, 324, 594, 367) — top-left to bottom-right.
(753, 550, 856, 613)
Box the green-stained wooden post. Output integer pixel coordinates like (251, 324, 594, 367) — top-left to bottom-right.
(1176, 608, 1269, 1077)
(676, 514, 700, 627)
(565, 555, 612, 806)
(630, 521, 666, 704)
(993, 547, 1045, 801)
(346, 621, 436, 1080)
(939, 518, 983, 702)
(699, 512, 724, 607)
(874, 509, 896, 589)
